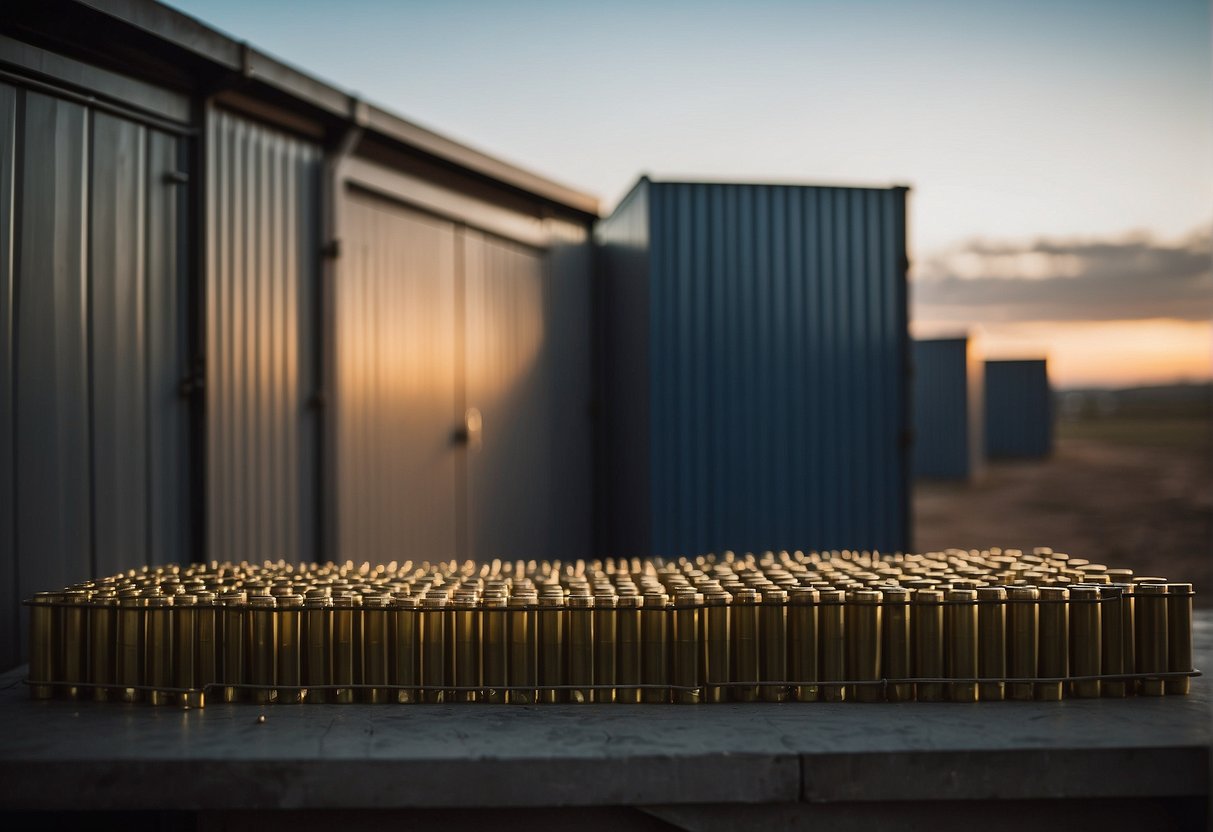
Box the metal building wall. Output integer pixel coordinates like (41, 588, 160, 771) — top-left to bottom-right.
(0, 78, 191, 668)
(599, 179, 910, 557)
(206, 109, 322, 565)
(985, 359, 1053, 459)
(912, 337, 983, 480)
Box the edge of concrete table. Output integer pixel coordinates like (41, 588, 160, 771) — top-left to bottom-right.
(1, 615, 1208, 812)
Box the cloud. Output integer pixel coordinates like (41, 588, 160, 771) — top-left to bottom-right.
(912, 227, 1213, 323)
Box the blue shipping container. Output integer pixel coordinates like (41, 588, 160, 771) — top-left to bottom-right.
(985, 360, 1053, 458)
(912, 337, 983, 480)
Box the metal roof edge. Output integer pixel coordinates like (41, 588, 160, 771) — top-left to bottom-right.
(76, 0, 600, 217)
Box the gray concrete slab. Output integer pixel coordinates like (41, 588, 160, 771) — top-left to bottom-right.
(0, 613, 1208, 810)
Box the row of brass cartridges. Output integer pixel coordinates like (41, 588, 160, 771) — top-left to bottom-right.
(27, 577, 1192, 705)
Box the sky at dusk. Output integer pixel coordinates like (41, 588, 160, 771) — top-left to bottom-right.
(168, 0, 1212, 388)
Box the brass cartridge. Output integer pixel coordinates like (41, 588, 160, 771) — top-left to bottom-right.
(332, 594, 357, 703)
(481, 593, 507, 703)
(1165, 582, 1193, 695)
(539, 594, 566, 704)
(195, 591, 218, 697)
(759, 588, 788, 702)
(819, 589, 847, 702)
(641, 591, 670, 704)
(946, 588, 978, 702)
(248, 595, 278, 705)
(28, 592, 58, 699)
(277, 594, 304, 703)
(567, 594, 595, 703)
(116, 589, 147, 702)
(1037, 587, 1069, 701)
(847, 590, 882, 702)
(881, 587, 912, 702)
(172, 594, 202, 708)
(508, 591, 538, 704)
(976, 586, 1006, 701)
(788, 587, 820, 702)
(61, 590, 89, 699)
(420, 593, 449, 703)
(1100, 584, 1133, 698)
(703, 590, 732, 703)
(89, 592, 118, 702)
(731, 588, 760, 701)
(391, 593, 420, 703)
(304, 594, 332, 703)
(1068, 586, 1101, 698)
(144, 593, 174, 706)
(913, 589, 944, 702)
(1135, 583, 1168, 696)
(615, 595, 643, 703)
(1007, 586, 1039, 701)
(452, 592, 481, 703)
(592, 594, 617, 703)
(219, 590, 246, 703)
(673, 591, 702, 704)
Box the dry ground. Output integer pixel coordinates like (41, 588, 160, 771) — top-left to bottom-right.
(914, 418, 1212, 606)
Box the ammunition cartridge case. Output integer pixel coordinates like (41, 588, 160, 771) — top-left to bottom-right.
(759, 588, 788, 702)
(116, 591, 147, 702)
(195, 592, 218, 698)
(278, 594, 304, 703)
(567, 595, 595, 703)
(508, 593, 538, 704)
(641, 591, 670, 704)
(592, 595, 617, 703)
(819, 589, 847, 702)
(88, 593, 118, 701)
(847, 590, 882, 702)
(946, 588, 978, 702)
(1135, 583, 1168, 696)
(1068, 586, 1101, 698)
(248, 595, 278, 705)
(453, 594, 481, 703)
(332, 595, 357, 703)
(1007, 586, 1039, 701)
(616, 595, 643, 703)
(881, 588, 912, 702)
(62, 590, 89, 699)
(219, 591, 246, 703)
(731, 589, 760, 701)
(788, 588, 820, 702)
(360, 595, 390, 703)
(977, 587, 1006, 701)
(913, 590, 944, 702)
(1100, 584, 1133, 697)
(1165, 583, 1193, 695)
(1037, 587, 1069, 701)
(703, 592, 731, 703)
(28, 592, 58, 699)
(673, 592, 702, 704)
(304, 596, 332, 703)
(145, 595, 174, 706)
(539, 595, 566, 703)
(421, 594, 449, 703)
(173, 595, 202, 708)
(481, 595, 507, 703)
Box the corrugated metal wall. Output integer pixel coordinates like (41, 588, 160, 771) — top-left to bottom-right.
(599, 179, 909, 557)
(206, 109, 322, 564)
(912, 337, 983, 480)
(0, 80, 191, 667)
(985, 359, 1053, 458)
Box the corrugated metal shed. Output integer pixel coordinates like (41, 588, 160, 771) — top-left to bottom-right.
(912, 336, 983, 480)
(598, 178, 911, 557)
(985, 359, 1053, 458)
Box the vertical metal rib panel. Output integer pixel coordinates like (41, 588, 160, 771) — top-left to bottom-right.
(15, 90, 92, 642)
(912, 337, 980, 480)
(337, 191, 460, 563)
(985, 360, 1053, 458)
(0, 82, 17, 668)
(604, 181, 908, 556)
(206, 109, 320, 564)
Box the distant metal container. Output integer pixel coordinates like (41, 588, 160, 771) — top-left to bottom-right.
(596, 179, 911, 556)
(912, 337, 983, 480)
(985, 360, 1053, 459)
